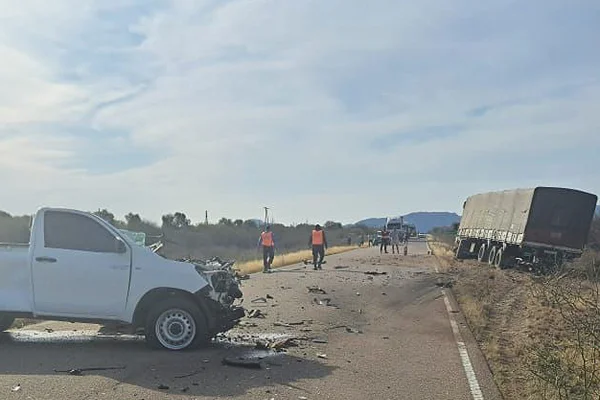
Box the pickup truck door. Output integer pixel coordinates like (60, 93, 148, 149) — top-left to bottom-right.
(31, 210, 131, 318)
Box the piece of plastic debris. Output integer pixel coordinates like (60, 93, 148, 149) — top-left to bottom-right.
(11, 385, 21, 392)
(317, 354, 328, 359)
(251, 297, 268, 303)
(345, 327, 363, 334)
(247, 309, 266, 318)
(307, 286, 327, 294)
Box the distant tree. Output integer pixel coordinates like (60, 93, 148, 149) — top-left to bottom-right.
(173, 212, 191, 228)
(94, 209, 116, 225)
(243, 219, 258, 228)
(218, 218, 233, 226)
(125, 213, 142, 227)
(234, 219, 244, 227)
(162, 214, 175, 228)
(324, 221, 343, 230)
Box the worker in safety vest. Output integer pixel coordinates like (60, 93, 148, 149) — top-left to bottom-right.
(258, 225, 275, 273)
(308, 224, 328, 270)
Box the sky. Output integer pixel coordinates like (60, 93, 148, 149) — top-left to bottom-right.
(0, 0, 599, 225)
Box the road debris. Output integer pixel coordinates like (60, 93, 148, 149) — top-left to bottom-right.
(11, 384, 21, 392)
(307, 286, 327, 294)
(45, 328, 54, 333)
(356, 292, 361, 296)
(266, 294, 274, 300)
(435, 279, 454, 288)
(238, 321, 258, 327)
(313, 298, 332, 306)
(174, 368, 205, 379)
(157, 384, 170, 390)
(334, 265, 350, 269)
(270, 337, 298, 350)
(312, 338, 328, 344)
(251, 297, 268, 303)
(222, 357, 262, 369)
(299, 397, 308, 400)
(54, 366, 126, 376)
(317, 354, 328, 359)
(345, 327, 363, 334)
(274, 322, 293, 328)
(364, 271, 388, 276)
(383, 336, 390, 339)
(247, 309, 266, 318)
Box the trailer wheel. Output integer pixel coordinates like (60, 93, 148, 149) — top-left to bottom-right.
(455, 240, 469, 259)
(494, 248, 504, 269)
(477, 244, 487, 263)
(488, 246, 497, 266)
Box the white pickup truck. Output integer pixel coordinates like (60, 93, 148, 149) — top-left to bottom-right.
(0, 208, 244, 350)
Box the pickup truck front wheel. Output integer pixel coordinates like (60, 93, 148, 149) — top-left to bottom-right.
(0, 314, 15, 332)
(145, 297, 208, 351)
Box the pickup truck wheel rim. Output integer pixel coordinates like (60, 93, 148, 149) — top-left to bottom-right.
(155, 309, 196, 350)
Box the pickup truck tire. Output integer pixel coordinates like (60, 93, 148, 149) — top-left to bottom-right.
(145, 297, 208, 351)
(0, 314, 15, 332)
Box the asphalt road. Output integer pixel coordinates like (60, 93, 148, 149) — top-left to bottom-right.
(0, 240, 502, 400)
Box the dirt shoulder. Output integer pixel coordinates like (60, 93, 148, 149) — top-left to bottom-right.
(429, 238, 600, 399)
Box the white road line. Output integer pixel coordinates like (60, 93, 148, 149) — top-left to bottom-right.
(442, 292, 484, 400)
(427, 238, 484, 399)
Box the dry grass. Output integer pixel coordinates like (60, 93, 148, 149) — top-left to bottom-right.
(235, 246, 358, 274)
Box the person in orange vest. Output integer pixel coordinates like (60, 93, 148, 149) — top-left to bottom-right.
(258, 225, 275, 273)
(308, 224, 328, 270)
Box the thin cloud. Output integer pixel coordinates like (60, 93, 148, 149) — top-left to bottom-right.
(0, 0, 598, 224)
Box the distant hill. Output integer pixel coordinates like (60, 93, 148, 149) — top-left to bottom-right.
(355, 212, 461, 233)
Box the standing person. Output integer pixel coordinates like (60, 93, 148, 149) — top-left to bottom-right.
(380, 227, 390, 254)
(309, 224, 328, 270)
(391, 228, 401, 254)
(258, 225, 275, 273)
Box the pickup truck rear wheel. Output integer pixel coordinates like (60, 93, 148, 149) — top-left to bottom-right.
(0, 314, 15, 332)
(145, 297, 208, 351)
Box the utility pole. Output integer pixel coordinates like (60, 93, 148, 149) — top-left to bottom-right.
(263, 207, 269, 227)
(205, 210, 209, 225)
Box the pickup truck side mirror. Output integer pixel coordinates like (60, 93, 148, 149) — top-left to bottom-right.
(115, 238, 127, 254)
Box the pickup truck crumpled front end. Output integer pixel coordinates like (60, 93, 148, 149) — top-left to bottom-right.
(192, 262, 244, 336)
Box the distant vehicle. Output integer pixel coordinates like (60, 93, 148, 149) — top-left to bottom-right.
(0, 208, 244, 350)
(385, 217, 417, 239)
(454, 187, 597, 270)
(418, 233, 427, 239)
(372, 230, 383, 246)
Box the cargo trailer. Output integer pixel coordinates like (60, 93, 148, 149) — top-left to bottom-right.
(454, 187, 597, 269)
